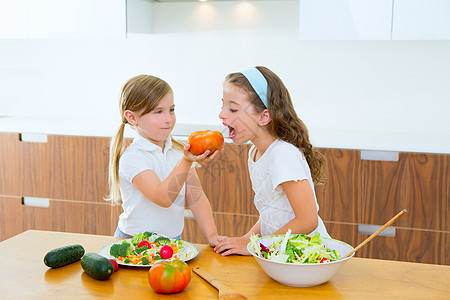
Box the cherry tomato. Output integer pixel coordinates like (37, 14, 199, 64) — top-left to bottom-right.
(148, 260, 191, 294)
(187, 130, 224, 156)
(109, 259, 119, 272)
(160, 245, 173, 259)
(138, 240, 151, 248)
(320, 258, 329, 263)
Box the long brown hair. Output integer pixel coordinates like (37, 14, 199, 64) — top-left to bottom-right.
(224, 66, 327, 185)
(105, 75, 184, 205)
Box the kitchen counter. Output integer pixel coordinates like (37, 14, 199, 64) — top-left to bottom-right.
(0, 230, 448, 299)
(1, 116, 450, 154)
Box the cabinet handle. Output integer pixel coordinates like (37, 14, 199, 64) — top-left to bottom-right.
(358, 224, 396, 237)
(19, 133, 48, 143)
(360, 150, 399, 161)
(22, 197, 50, 208)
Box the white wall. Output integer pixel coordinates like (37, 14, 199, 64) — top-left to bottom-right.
(0, 1, 449, 145)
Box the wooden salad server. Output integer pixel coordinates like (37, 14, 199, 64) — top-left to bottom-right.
(193, 266, 248, 300)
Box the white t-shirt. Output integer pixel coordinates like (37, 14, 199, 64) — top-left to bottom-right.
(117, 134, 185, 238)
(248, 139, 330, 238)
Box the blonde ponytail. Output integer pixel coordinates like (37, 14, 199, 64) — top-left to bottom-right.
(105, 123, 127, 205)
(170, 136, 185, 152)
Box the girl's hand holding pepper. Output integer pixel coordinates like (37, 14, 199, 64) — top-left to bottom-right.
(183, 144, 223, 163)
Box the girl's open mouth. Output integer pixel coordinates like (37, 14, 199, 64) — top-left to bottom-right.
(228, 125, 236, 139)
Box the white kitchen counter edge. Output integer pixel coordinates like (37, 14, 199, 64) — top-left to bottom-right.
(0, 116, 449, 154)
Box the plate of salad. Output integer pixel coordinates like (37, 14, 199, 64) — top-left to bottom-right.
(99, 232, 199, 267)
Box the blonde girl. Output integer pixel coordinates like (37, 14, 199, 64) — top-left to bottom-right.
(106, 75, 224, 246)
(215, 66, 329, 256)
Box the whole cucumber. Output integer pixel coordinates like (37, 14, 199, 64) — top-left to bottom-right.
(44, 244, 85, 268)
(81, 253, 114, 280)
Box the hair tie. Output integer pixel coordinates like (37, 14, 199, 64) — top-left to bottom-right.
(240, 67, 268, 108)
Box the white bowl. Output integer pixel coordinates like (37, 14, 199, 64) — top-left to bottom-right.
(247, 235, 354, 287)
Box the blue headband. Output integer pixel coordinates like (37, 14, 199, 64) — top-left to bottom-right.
(240, 68, 268, 108)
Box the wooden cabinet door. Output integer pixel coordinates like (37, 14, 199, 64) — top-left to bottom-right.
(316, 148, 363, 224)
(361, 151, 449, 264)
(46, 135, 110, 203)
(111, 204, 123, 234)
(0, 133, 22, 196)
(0, 133, 110, 203)
(358, 228, 448, 265)
(0, 196, 114, 242)
(361, 152, 449, 232)
(0, 196, 23, 241)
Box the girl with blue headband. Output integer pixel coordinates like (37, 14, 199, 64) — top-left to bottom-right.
(215, 66, 329, 256)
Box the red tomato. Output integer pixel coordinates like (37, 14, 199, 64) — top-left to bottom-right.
(109, 259, 119, 272)
(148, 260, 191, 294)
(187, 130, 224, 156)
(319, 258, 329, 263)
(138, 241, 151, 248)
(160, 245, 173, 259)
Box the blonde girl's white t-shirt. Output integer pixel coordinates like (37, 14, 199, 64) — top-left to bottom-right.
(248, 139, 330, 238)
(117, 134, 185, 238)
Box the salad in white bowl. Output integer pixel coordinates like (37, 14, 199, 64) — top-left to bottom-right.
(247, 230, 354, 287)
(249, 229, 340, 264)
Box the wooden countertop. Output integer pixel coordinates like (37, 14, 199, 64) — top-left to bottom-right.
(0, 230, 448, 299)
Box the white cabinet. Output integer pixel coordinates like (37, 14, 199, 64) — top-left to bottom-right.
(392, 0, 450, 40)
(126, 0, 152, 34)
(299, 0, 393, 40)
(299, 0, 450, 40)
(0, 0, 126, 39)
(0, 1, 28, 38)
